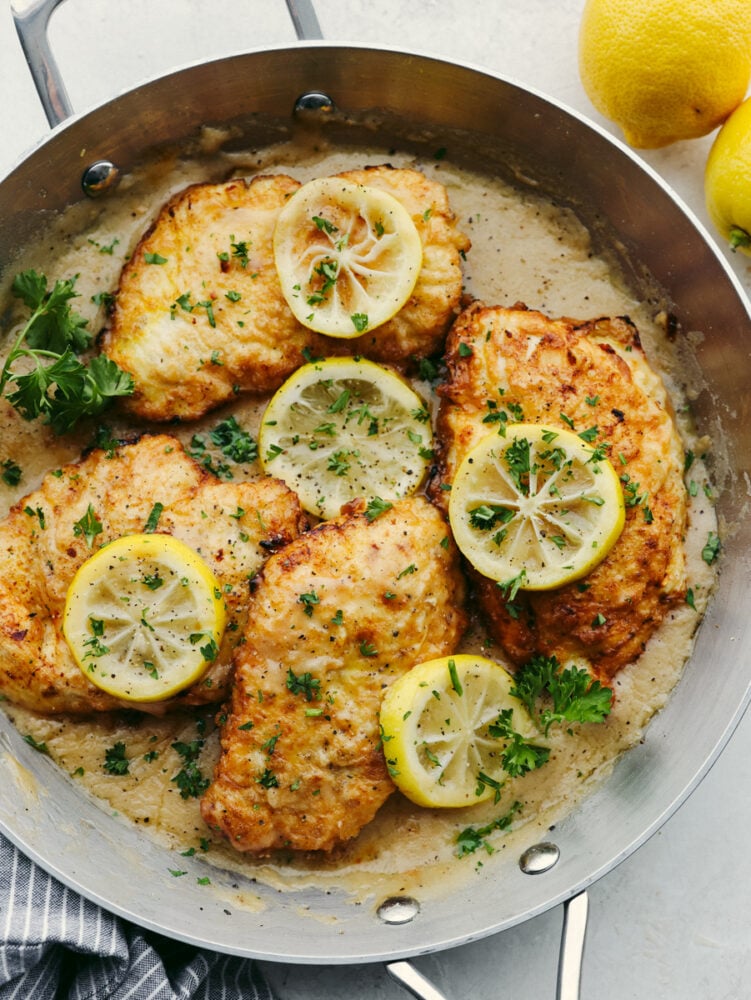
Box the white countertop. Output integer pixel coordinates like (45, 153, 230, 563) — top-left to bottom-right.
(1, 2, 749, 998)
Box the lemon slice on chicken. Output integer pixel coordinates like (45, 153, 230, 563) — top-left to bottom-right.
(379, 654, 540, 808)
(63, 533, 226, 702)
(273, 176, 423, 337)
(259, 356, 433, 519)
(448, 423, 625, 591)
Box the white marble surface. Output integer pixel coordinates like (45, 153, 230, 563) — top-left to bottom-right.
(1, 2, 750, 998)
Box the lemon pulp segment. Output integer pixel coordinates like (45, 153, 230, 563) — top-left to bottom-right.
(448, 423, 625, 590)
(63, 533, 226, 702)
(258, 356, 433, 519)
(273, 176, 423, 337)
(379, 654, 538, 808)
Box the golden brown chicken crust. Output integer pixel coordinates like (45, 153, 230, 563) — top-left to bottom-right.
(327, 166, 471, 364)
(102, 168, 469, 422)
(201, 495, 467, 853)
(102, 174, 324, 422)
(432, 302, 687, 682)
(0, 435, 307, 714)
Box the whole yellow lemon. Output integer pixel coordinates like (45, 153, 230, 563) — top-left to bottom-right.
(705, 96, 751, 253)
(579, 0, 751, 148)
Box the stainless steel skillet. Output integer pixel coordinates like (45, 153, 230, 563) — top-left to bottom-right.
(1, 2, 750, 998)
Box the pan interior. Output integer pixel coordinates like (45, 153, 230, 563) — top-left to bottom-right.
(0, 45, 749, 964)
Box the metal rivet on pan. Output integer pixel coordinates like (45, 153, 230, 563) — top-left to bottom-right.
(293, 91, 336, 118)
(377, 895, 421, 925)
(519, 841, 561, 875)
(81, 160, 120, 198)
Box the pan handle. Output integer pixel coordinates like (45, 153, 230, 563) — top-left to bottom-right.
(386, 961, 450, 1000)
(557, 891, 589, 1000)
(385, 891, 589, 1000)
(10, 0, 324, 129)
(10, 0, 71, 127)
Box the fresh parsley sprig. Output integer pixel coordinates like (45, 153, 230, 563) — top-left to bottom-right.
(0, 269, 134, 433)
(488, 708, 550, 776)
(510, 654, 613, 736)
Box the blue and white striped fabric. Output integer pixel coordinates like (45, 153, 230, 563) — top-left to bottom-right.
(0, 835, 276, 1000)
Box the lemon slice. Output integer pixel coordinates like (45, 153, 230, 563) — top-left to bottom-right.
(379, 654, 539, 808)
(63, 533, 226, 702)
(273, 175, 423, 337)
(258, 356, 433, 519)
(448, 423, 625, 591)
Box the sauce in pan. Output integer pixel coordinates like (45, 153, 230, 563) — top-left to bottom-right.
(0, 134, 717, 901)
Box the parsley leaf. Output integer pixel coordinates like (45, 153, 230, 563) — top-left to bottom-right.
(488, 708, 550, 776)
(1, 459, 22, 486)
(23, 733, 49, 755)
(103, 742, 130, 775)
(73, 504, 103, 548)
(11, 270, 90, 353)
(702, 531, 721, 565)
(456, 800, 522, 858)
(286, 667, 321, 702)
(365, 496, 393, 522)
(209, 416, 258, 464)
(144, 502, 164, 533)
(510, 655, 612, 736)
(171, 739, 209, 799)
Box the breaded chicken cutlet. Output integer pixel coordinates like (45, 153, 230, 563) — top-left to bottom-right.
(103, 167, 470, 422)
(432, 302, 688, 682)
(0, 435, 306, 714)
(201, 495, 467, 853)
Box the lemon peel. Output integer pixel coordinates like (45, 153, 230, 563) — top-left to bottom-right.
(258, 356, 432, 519)
(63, 533, 225, 702)
(273, 176, 423, 336)
(379, 654, 539, 808)
(706, 96, 751, 255)
(579, 0, 751, 148)
(448, 423, 625, 591)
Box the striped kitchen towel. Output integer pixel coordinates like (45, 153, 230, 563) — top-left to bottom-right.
(0, 834, 276, 1000)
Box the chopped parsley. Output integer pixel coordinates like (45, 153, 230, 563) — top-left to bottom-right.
(23, 733, 49, 755)
(73, 504, 103, 548)
(307, 258, 338, 306)
(365, 496, 393, 522)
(286, 668, 321, 702)
(189, 632, 220, 663)
(103, 742, 130, 775)
(256, 767, 279, 789)
(210, 416, 258, 464)
(702, 531, 721, 565)
(171, 739, 209, 799)
(1, 458, 22, 486)
(298, 590, 320, 617)
(468, 503, 515, 532)
(456, 800, 523, 858)
(448, 658, 463, 696)
(143, 502, 164, 533)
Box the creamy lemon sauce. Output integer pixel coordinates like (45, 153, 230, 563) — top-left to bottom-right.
(0, 134, 717, 903)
